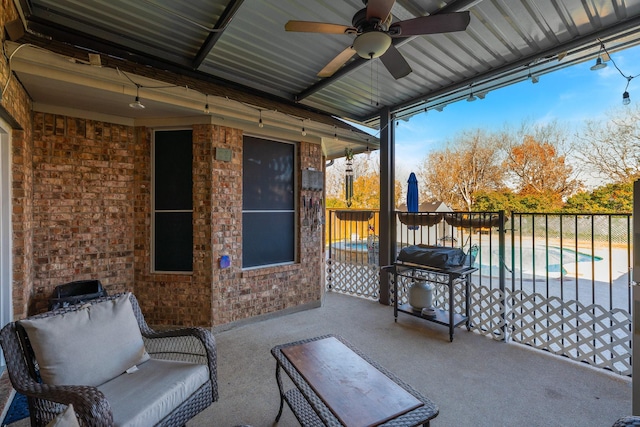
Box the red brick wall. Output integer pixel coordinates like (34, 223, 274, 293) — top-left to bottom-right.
(134, 125, 324, 327)
(210, 133, 324, 326)
(133, 125, 214, 327)
(29, 114, 134, 312)
(8, 106, 323, 326)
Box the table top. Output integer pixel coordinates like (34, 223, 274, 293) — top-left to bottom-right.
(272, 335, 439, 427)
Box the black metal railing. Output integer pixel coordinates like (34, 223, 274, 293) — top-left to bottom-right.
(325, 209, 634, 375)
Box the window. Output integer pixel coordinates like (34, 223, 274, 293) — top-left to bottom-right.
(153, 130, 193, 272)
(242, 136, 296, 268)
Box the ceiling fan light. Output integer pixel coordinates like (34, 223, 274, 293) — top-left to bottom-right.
(353, 31, 391, 59)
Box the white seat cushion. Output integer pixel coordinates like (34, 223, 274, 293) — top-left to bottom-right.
(19, 293, 149, 386)
(46, 404, 80, 427)
(98, 359, 209, 427)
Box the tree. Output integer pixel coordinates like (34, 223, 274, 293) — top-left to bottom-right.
(418, 129, 504, 210)
(563, 181, 633, 213)
(500, 121, 580, 201)
(502, 135, 579, 200)
(325, 153, 401, 209)
(575, 105, 640, 184)
(473, 189, 565, 213)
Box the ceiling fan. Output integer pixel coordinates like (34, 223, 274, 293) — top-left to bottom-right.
(285, 0, 470, 80)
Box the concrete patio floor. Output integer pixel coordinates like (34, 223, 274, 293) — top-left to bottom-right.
(188, 291, 631, 427)
(5, 291, 631, 427)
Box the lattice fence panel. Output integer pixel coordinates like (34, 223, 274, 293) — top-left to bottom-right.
(326, 257, 631, 376)
(508, 290, 631, 375)
(325, 259, 379, 300)
(468, 283, 506, 340)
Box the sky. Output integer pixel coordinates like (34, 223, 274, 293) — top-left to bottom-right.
(369, 43, 640, 186)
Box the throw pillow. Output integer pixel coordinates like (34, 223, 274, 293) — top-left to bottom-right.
(20, 293, 149, 386)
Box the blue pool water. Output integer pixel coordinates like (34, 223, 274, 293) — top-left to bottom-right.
(331, 240, 603, 277)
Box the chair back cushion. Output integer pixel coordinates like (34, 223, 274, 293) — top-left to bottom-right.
(19, 293, 149, 386)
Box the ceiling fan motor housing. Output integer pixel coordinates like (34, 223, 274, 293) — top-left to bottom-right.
(352, 7, 389, 32)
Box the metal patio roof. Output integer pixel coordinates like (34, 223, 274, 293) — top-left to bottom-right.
(10, 0, 640, 130)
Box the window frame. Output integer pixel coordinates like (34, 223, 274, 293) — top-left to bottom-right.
(242, 134, 298, 270)
(151, 128, 194, 274)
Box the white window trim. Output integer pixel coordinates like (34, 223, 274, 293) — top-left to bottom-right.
(0, 119, 13, 368)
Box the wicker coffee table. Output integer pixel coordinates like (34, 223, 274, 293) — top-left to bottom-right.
(271, 335, 439, 426)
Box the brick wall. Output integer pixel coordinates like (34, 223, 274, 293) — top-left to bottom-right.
(29, 114, 134, 312)
(133, 125, 215, 327)
(210, 134, 324, 326)
(7, 108, 323, 327)
(135, 125, 324, 327)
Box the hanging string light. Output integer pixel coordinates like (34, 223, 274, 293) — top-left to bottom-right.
(591, 41, 640, 105)
(466, 84, 477, 102)
(129, 85, 145, 109)
(623, 77, 632, 105)
(345, 148, 354, 208)
(589, 43, 608, 71)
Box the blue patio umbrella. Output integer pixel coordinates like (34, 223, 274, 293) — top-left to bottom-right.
(407, 172, 419, 212)
(407, 172, 419, 230)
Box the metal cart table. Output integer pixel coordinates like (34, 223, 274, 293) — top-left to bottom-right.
(384, 262, 477, 342)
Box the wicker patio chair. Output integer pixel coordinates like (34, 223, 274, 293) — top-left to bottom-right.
(613, 416, 640, 426)
(0, 293, 218, 427)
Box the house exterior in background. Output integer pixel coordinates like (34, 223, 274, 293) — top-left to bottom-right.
(0, 2, 374, 328)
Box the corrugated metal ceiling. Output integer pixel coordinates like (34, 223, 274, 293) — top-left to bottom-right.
(15, 0, 640, 128)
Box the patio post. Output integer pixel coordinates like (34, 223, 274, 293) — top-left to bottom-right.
(379, 107, 395, 305)
(633, 179, 639, 414)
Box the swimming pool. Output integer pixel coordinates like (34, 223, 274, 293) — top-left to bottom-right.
(480, 245, 603, 278)
(330, 239, 603, 278)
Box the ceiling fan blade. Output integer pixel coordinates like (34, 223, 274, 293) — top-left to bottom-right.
(285, 20, 353, 34)
(390, 12, 471, 36)
(380, 44, 412, 79)
(318, 46, 357, 77)
(366, 0, 395, 21)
